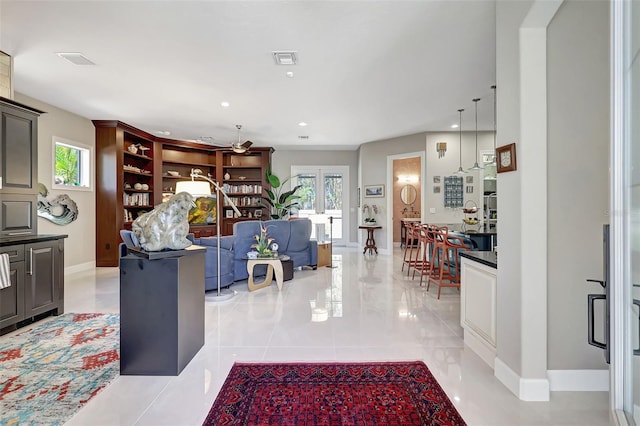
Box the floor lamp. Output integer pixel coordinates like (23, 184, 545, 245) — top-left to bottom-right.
(326, 216, 337, 269)
(175, 169, 242, 302)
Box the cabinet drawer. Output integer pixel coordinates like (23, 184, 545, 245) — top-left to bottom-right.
(1, 194, 36, 236)
(0, 244, 24, 262)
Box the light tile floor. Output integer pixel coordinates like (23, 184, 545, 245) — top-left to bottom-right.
(60, 247, 611, 426)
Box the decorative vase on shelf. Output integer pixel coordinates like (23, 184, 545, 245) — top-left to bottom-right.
(224, 172, 231, 180)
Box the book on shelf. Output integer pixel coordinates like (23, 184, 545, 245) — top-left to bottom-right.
(123, 192, 150, 206)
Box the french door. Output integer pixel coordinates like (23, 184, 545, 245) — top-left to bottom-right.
(612, 1, 639, 424)
(291, 166, 349, 245)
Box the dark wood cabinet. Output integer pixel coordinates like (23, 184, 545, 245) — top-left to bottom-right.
(24, 240, 63, 317)
(0, 244, 25, 329)
(93, 121, 157, 267)
(0, 237, 65, 334)
(0, 99, 42, 194)
(0, 98, 43, 238)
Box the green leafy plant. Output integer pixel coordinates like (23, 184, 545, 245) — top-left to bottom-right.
(55, 145, 79, 185)
(261, 165, 302, 219)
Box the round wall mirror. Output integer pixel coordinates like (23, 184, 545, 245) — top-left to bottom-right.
(400, 184, 417, 205)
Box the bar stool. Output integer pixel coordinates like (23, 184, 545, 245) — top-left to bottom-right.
(401, 221, 420, 275)
(427, 226, 474, 299)
(415, 224, 439, 286)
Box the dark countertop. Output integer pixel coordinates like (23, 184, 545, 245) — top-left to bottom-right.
(460, 250, 497, 269)
(441, 223, 497, 236)
(0, 234, 68, 247)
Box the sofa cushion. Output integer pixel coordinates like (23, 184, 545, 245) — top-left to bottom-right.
(287, 219, 311, 252)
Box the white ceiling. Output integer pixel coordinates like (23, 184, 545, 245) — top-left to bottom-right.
(1, 1, 496, 151)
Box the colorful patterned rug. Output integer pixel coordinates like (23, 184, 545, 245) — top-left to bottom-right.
(203, 361, 466, 426)
(0, 313, 120, 425)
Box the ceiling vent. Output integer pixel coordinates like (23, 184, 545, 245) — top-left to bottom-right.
(272, 51, 297, 65)
(56, 52, 95, 65)
(298, 135, 309, 140)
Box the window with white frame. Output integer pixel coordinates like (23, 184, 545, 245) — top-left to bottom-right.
(52, 137, 93, 191)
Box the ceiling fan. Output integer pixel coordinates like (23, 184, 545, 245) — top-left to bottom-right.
(210, 124, 253, 153)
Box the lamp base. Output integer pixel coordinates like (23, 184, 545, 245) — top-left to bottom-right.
(205, 288, 236, 302)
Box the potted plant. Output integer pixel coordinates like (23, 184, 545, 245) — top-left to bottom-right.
(251, 224, 275, 257)
(261, 164, 302, 219)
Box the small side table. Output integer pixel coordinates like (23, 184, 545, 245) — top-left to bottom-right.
(247, 256, 288, 291)
(317, 242, 331, 267)
(359, 225, 382, 255)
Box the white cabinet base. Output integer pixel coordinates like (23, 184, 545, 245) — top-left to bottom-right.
(461, 257, 497, 369)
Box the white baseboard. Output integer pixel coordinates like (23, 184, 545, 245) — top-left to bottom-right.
(464, 329, 496, 369)
(547, 369, 609, 391)
(64, 261, 96, 275)
(494, 357, 550, 401)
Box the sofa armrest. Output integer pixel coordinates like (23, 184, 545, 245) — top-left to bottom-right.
(309, 239, 318, 265)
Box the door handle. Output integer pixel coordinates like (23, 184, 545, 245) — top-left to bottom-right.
(28, 248, 33, 276)
(586, 279, 606, 289)
(634, 299, 640, 356)
(588, 294, 607, 350)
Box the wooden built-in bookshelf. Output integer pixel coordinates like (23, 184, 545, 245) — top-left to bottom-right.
(94, 120, 273, 267)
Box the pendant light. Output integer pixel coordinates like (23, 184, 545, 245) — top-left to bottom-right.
(469, 98, 483, 170)
(454, 108, 467, 175)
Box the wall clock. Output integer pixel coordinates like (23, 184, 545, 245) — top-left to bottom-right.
(496, 143, 517, 173)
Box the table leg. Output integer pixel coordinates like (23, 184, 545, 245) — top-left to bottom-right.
(247, 262, 275, 291)
(273, 262, 284, 291)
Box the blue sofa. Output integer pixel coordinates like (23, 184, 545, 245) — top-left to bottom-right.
(195, 218, 318, 290)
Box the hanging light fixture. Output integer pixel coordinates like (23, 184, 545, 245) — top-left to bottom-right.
(469, 98, 483, 170)
(454, 108, 467, 175)
(231, 124, 253, 154)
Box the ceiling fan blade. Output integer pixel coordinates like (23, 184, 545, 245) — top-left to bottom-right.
(241, 141, 253, 149)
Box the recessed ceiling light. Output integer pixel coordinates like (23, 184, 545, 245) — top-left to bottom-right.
(298, 122, 308, 127)
(451, 124, 459, 129)
(220, 101, 230, 108)
(56, 52, 95, 65)
(272, 51, 297, 65)
(286, 71, 294, 78)
(156, 130, 171, 136)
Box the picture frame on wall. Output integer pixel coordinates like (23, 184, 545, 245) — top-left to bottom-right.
(433, 186, 441, 194)
(225, 209, 234, 218)
(466, 186, 474, 193)
(433, 176, 441, 184)
(466, 176, 474, 184)
(496, 143, 517, 173)
(364, 184, 384, 198)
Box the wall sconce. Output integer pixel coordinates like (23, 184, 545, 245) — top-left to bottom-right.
(398, 175, 419, 183)
(436, 142, 447, 158)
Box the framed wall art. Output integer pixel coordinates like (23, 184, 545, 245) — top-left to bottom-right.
(364, 184, 384, 198)
(496, 143, 517, 173)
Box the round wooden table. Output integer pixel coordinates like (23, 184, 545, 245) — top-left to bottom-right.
(359, 225, 382, 255)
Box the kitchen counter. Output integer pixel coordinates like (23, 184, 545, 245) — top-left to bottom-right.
(460, 250, 497, 269)
(0, 234, 68, 246)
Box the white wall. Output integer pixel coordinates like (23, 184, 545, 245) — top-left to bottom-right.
(547, 0, 609, 370)
(16, 93, 96, 271)
(358, 133, 426, 252)
(425, 131, 494, 224)
(495, 0, 532, 378)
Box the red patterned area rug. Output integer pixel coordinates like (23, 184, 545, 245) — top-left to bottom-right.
(0, 313, 120, 425)
(203, 361, 466, 426)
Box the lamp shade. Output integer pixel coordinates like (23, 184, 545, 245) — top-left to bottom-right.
(175, 180, 211, 197)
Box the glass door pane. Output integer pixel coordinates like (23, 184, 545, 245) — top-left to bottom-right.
(292, 166, 348, 245)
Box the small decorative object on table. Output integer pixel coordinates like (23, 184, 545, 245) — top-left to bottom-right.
(362, 204, 379, 225)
